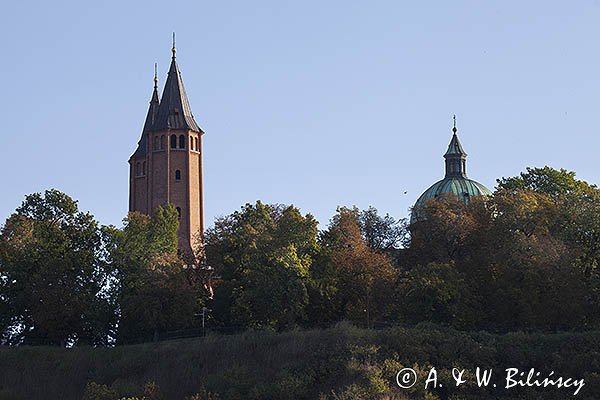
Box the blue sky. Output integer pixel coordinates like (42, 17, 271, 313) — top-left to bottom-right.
(1, 1, 599, 228)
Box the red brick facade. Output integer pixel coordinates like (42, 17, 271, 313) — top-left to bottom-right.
(129, 49, 204, 255)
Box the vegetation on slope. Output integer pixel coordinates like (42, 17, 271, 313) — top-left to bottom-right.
(1, 324, 599, 400)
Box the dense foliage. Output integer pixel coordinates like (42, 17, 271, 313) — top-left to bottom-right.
(1, 166, 600, 345)
(205, 202, 319, 330)
(108, 206, 206, 343)
(0, 190, 116, 345)
(205, 203, 399, 330)
(0, 194, 206, 345)
(401, 167, 600, 331)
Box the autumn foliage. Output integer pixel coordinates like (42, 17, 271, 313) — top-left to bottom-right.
(1, 167, 600, 346)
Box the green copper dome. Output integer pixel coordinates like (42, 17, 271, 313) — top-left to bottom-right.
(411, 120, 492, 224)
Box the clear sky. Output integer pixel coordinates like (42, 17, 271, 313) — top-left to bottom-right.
(1, 1, 599, 228)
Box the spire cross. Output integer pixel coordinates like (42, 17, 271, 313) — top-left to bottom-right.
(452, 114, 457, 134)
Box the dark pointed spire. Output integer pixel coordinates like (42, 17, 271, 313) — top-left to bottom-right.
(444, 116, 468, 178)
(142, 64, 160, 133)
(132, 69, 161, 158)
(152, 41, 202, 132)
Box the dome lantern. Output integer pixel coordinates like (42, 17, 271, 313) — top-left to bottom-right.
(410, 117, 492, 224)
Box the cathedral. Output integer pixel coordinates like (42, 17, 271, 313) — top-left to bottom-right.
(129, 42, 204, 255)
(411, 118, 492, 224)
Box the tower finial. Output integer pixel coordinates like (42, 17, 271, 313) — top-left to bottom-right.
(172, 32, 176, 59)
(452, 114, 457, 134)
(153, 63, 158, 89)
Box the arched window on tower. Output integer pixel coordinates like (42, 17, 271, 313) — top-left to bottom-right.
(142, 162, 146, 176)
(170, 134, 177, 149)
(175, 169, 181, 181)
(135, 162, 140, 176)
(176, 207, 182, 220)
(160, 135, 166, 150)
(179, 134, 185, 149)
(194, 137, 199, 151)
(153, 136, 159, 151)
(190, 135, 193, 150)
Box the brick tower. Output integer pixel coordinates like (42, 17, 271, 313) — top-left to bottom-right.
(129, 42, 205, 255)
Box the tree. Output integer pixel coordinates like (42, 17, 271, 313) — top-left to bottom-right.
(496, 166, 588, 196)
(109, 205, 205, 343)
(0, 189, 116, 345)
(358, 206, 406, 252)
(401, 180, 597, 332)
(499, 166, 600, 277)
(406, 194, 483, 264)
(397, 261, 471, 327)
(313, 207, 396, 328)
(205, 201, 319, 330)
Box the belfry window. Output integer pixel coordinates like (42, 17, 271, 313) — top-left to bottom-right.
(170, 134, 177, 149)
(142, 162, 146, 176)
(175, 170, 181, 181)
(195, 137, 199, 151)
(153, 136, 159, 151)
(179, 135, 185, 149)
(160, 135, 166, 149)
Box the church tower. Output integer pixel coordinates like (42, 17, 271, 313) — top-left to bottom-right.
(129, 41, 205, 255)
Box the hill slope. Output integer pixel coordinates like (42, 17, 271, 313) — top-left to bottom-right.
(0, 325, 598, 400)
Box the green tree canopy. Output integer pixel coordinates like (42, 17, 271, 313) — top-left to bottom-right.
(0, 189, 116, 345)
(108, 204, 205, 343)
(497, 166, 591, 196)
(205, 201, 319, 330)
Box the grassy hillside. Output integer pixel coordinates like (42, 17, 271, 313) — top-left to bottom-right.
(0, 324, 599, 400)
